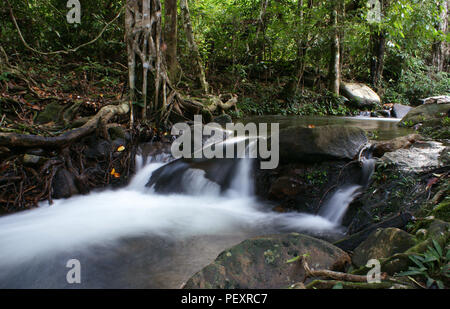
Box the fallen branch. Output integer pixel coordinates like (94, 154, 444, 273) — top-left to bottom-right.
(0, 102, 129, 148)
(305, 279, 411, 289)
(302, 257, 381, 283)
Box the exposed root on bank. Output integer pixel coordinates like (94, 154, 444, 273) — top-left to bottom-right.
(0, 102, 129, 148)
(299, 257, 415, 289)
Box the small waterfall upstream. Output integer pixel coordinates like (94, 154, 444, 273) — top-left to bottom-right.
(319, 157, 376, 225)
(0, 139, 375, 288)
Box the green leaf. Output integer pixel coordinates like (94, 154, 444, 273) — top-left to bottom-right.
(286, 256, 300, 264)
(426, 277, 435, 288)
(432, 239, 443, 257)
(436, 280, 445, 290)
(397, 269, 425, 277)
(332, 283, 343, 289)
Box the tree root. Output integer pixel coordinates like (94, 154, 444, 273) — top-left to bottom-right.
(305, 280, 412, 289)
(181, 93, 238, 117)
(300, 258, 414, 289)
(0, 102, 129, 148)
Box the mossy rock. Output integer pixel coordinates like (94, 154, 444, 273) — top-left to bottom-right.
(351, 228, 416, 268)
(35, 101, 82, 125)
(35, 102, 66, 124)
(432, 200, 450, 222)
(352, 220, 449, 276)
(183, 233, 350, 289)
(399, 103, 450, 127)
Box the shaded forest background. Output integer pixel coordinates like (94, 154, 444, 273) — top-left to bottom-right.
(0, 0, 449, 120)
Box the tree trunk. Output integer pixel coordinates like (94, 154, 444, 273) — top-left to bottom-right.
(432, 0, 448, 72)
(328, 0, 341, 95)
(180, 0, 209, 94)
(254, 0, 270, 64)
(164, 0, 180, 80)
(126, 0, 194, 125)
(370, 29, 386, 89)
(370, 0, 389, 90)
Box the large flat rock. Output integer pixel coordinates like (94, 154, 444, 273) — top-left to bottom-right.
(277, 125, 368, 164)
(183, 233, 350, 289)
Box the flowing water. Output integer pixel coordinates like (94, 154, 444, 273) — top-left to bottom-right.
(0, 116, 412, 288)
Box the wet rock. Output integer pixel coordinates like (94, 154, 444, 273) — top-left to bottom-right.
(22, 154, 47, 166)
(381, 141, 447, 173)
(277, 125, 368, 164)
(334, 213, 414, 252)
(375, 110, 391, 118)
(84, 137, 112, 160)
(108, 126, 127, 140)
(400, 103, 450, 127)
(351, 228, 416, 267)
(52, 168, 79, 199)
(420, 95, 450, 105)
(268, 176, 303, 200)
(372, 134, 422, 158)
(392, 104, 413, 119)
(258, 160, 364, 214)
(212, 114, 233, 126)
(183, 233, 350, 289)
(340, 82, 381, 108)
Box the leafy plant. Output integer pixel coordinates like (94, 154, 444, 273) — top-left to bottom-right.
(397, 240, 450, 289)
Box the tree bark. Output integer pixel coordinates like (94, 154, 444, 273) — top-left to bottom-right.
(370, 0, 389, 90)
(164, 0, 180, 80)
(254, 0, 270, 64)
(328, 0, 341, 95)
(432, 0, 449, 72)
(180, 0, 209, 94)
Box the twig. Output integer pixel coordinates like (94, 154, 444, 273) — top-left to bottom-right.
(302, 257, 374, 283)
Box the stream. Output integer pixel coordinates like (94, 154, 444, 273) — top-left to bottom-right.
(0, 116, 413, 289)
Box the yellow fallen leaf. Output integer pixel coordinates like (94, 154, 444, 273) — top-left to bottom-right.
(113, 172, 121, 178)
(117, 145, 125, 152)
(110, 168, 116, 176)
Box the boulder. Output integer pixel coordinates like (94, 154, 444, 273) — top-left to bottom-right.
(381, 141, 447, 173)
(183, 233, 350, 289)
(52, 168, 79, 199)
(392, 104, 413, 119)
(372, 134, 422, 158)
(351, 228, 416, 267)
(212, 114, 233, 127)
(340, 82, 381, 108)
(334, 213, 414, 252)
(420, 95, 450, 105)
(400, 103, 450, 127)
(277, 125, 368, 164)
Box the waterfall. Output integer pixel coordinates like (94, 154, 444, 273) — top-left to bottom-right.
(319, 157, 376, 225)
(0, 140, 375, 288)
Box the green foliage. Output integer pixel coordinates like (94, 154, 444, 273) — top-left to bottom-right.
(1, 0, 126, 62)
(383, 57, 450, 105)
(397, 240, 450, 289)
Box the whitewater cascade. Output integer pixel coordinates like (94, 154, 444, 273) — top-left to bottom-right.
(0, 142, 374, 288)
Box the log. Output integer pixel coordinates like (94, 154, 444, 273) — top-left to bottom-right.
(0, 102, 129, 148)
